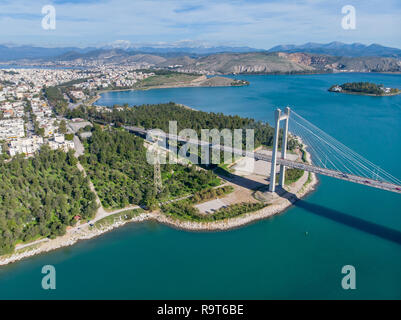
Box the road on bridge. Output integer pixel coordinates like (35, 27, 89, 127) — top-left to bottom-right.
(124, 126, 401, 195)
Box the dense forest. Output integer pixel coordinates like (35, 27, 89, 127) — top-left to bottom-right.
(67, 103, 298, 150)
(0, 146, 98, 255)
(329, 82, 399, 95)
(79, 126, 221, 209)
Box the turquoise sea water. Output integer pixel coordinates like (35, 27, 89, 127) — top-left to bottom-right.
(1, 73, 400, 299)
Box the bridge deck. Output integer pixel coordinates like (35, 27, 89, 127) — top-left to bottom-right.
(124, 126, 401, 194)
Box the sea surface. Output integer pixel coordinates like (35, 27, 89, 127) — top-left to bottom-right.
(1, 73, 401, 299)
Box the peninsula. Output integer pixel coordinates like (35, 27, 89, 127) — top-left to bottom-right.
(130, 71, 249, 90)
(0, 102, 317, 265)
(41, 69, 249, 114)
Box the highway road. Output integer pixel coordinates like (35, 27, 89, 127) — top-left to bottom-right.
(124, 126, 401, 194)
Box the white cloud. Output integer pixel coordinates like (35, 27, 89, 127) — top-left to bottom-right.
(0, 0, 399, 48)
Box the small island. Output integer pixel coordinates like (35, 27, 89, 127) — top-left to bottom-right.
(328, 82, 401, 96)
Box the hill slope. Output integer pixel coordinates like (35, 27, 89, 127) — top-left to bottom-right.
(162, 52, 401, 74)
(268, 41, 401, 58)
(172, 52, 315, 74)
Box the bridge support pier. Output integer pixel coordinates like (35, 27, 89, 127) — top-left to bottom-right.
(279, 107, 290, 187)
(269, 109, 281, 192)
(269, 107, 290, 193)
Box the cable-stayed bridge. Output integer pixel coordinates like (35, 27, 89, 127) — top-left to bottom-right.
(124, 107, 401, 195)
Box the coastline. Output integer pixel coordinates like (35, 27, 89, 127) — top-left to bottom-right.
(0, 170, 318, 266)
(94, 75, 248, 97)
(329, 90, 401, 97)
(0, 91, 318, 266)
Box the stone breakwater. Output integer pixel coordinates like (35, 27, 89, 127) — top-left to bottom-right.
(156, 172, 317, 232)
(0, 213, 153, 266)
(0, 173, 317, 266)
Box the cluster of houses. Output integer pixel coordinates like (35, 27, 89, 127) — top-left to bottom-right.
(0, 118, 25, 140)
(70, 67, 154, 93)
(0, 100, 25, 118)
(48, 134, 75, 152)
(0, 66, 157, 158)
(8, 136, 43, 157)
(5, 134, 74, 157)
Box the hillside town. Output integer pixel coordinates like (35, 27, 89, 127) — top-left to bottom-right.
(0, 66, 152, 157)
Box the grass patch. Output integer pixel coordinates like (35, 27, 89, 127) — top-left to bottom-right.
(161, 200, 266, 222)
(275, 167, 304, 185)
(136, 74, 200, 87)
(284, 168, 304, 185)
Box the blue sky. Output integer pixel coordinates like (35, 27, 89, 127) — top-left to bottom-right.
(0, 0, 400, 48)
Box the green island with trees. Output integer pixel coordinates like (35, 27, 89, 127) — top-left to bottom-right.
(329, 82, 401, 96)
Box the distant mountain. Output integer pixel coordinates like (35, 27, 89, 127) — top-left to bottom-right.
(2, 42, 401, 74)
(14, 48, 401, 74)
(101, 40, 262, 55)
(166, 52, 315, 74)
(124, 46, 262, 55)
(268, 42, 401, 58)
(164, 52, 401, 74)
(54, 49, 168, 65)
(2, 41, 401, 62)
(0, 45, 95, 61)
(0, 43, 262, 62)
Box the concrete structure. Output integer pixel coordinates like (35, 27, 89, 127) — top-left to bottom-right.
(54, 134, 65, 143)
(279, 107, 290, 187)
(8, 136, 44, 156)
(124, 125, 401, 195)
(269, 107, 290, 192)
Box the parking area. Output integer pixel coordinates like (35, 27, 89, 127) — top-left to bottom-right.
(194, 198, 228, 214)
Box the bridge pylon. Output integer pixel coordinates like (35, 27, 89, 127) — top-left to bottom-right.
(269, 106, 290, 193)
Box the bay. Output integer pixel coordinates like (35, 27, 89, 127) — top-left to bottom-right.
(1, 73, 400, 299)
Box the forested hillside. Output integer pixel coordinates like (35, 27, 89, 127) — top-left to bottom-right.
(68, 103, 298, 149)
(79, 126, 221, 209)
(0, 147, 98, 254)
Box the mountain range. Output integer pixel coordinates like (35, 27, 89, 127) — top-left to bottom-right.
(1, 42, 401, 74)
(1, 41, 401, 62)
(0, 44, 261, 62)
(267, 41, 401, 58)
(0, 45, 96, 61)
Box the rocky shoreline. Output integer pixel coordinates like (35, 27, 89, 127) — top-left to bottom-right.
(0, 171, 317, 266)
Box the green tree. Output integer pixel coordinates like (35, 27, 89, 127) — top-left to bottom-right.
(59, 120, 67, 134)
